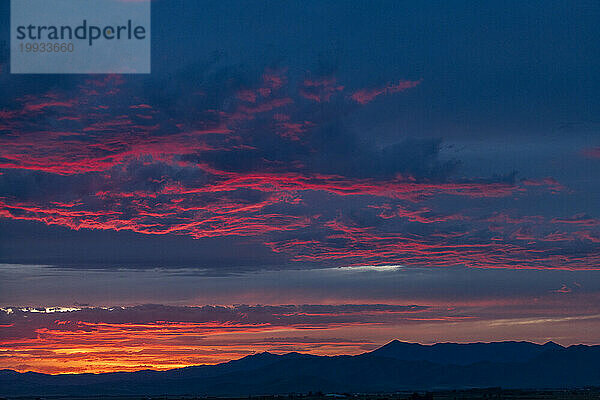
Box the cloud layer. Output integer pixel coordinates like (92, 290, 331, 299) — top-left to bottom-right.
(0, 69, 596, 271)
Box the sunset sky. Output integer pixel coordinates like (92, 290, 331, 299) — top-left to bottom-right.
(1, 0, 599, 374)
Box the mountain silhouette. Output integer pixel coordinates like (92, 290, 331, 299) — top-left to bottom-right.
(369, 340, 564, 365)
(1, 341, 598, 396)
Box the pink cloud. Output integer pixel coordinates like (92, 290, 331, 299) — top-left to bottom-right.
(351, 79, 422, 104)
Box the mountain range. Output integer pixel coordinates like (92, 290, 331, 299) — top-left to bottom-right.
(1, 340, 599, 396)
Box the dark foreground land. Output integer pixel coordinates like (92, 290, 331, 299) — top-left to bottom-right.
(3, 388, 600, 400)
(2, 341, 600, 397)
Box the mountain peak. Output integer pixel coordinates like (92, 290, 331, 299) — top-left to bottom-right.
(543, 341, 563, 349)
(246, 351, 277, 359)
(380, 339, 421, 348)
(0, 369, 19, 376)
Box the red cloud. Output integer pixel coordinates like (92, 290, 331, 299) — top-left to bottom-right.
(582, 147, 600, 158)
(300, 77, 344, 103)
(351, 80, 422, 104)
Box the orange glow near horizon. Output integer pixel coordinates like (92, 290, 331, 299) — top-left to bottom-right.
(2, 301, 600, 374)
(0, 320, 378, 374)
